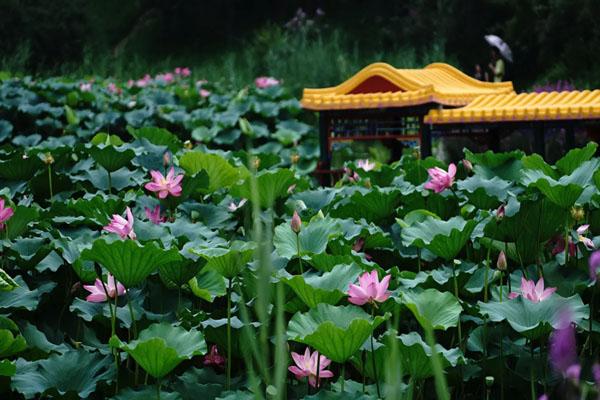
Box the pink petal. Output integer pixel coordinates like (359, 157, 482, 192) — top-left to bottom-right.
(291, 351, 305, 367)
(577, 225, 590, 235)
(86, 293, 108, 302)
(447, 163, 457, 178)
(150, 170, 164, 182)
(508, 292, 519, 299)
(319, 370, 334, 378)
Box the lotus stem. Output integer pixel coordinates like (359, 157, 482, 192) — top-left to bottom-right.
(417, 248, 422, 273)
(97, 269, 119, 394)
(156, 379, 161, 400)
(371, 306, 381, 398)
(107, 171, 112, 194)
(340, 363, 345, 393)
(296, 233, 303, 274)
(499, 272, 503, 303)
(529, 341, 536, 400)
(47, 165, 53, 201)
(316, 351, 321, 390)
(362, 350, 366, 393)
(424, 326, 450, 400)
(590, 286, 596, 356)
(125, 289, 139, 384)
(500, 334, 504, 400)
(451, 261, 463, 350)
(226, 277, 232, 391)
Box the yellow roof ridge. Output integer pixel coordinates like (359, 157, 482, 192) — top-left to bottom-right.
(301, 62, 514, 110)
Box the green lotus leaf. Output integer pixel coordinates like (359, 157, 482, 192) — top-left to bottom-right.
(128, 126, 182, 153)
(465, 149, 525, 169)
(478, 294, 588, 339)
(0, 328, 27, 357)
(521, 153, 557, 179)
(89, 144, 135, 173)
(188, 269, 227, 302)
(282, 263, 362, 308)
(287, 303, 388, 363)
(179, 151, 246, 192)
(159, 258, 205, 289)
(0, 276, 56, 311)
(5, 205, 39, 240)
(274, 217, 342, 259)
(0, 153, 44, 181)
(114, 322, 206, 379)
(81, 239, 181, 287)
(521, 159, 600, 208)
(0, 359, 15, 377)
(402, 289, 462, 331)
(457, 175, 511, 210)
(91, 132, 125, 146)
(11, 350, 114, 399)
(401, 216, 477, 260)
(555, 141, 597, 175)
(356, 331, 464, 380)
(0, 268, 18, 291)
(330, 188, 402, 224)
(191, 240, 255, 279)
(230, 169, 296, 209)
(111, 387, 183, 400)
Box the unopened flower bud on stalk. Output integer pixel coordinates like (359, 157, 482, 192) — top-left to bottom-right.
(497, 251, 507, 271)
(184, 140, 193, 149)
(571, 205, 585, 222)
(290, 154, 300, 164)
(462, 159, 473, 173)
(496, 204, 505, 221)
(291, 210, 301, 234)
(163, 151, 171, 167)
(44, 152, 54, 165)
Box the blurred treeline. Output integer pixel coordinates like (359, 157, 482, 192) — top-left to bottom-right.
(0, 0, 598, 92)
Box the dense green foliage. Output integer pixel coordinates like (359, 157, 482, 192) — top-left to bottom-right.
(1, 74, 600, 399)
(1, 1, 598, 90)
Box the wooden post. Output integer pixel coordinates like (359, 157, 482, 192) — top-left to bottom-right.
(565, 125, 575, 151)
(534, 126, 545, 158)
(318, 111, 331, 185)
(420, 120, 432, 158)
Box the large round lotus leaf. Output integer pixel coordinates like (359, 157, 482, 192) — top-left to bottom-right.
(456, 175, 511, 210)
(0, 154, 44, 181)
(188, 269, 227, 302)
(330, 188, 402, 224)
(10, 350, 114, 399)
(81, 239, 181, 287)
(179, 151, 246, 192)
(159, 258, 204, 289)
(230, 169, 296, 209)
(128, 126, 182, 153)
(274, 217, 342, 259)
(478, 294, 588, 339)
(401, 216, 477, 261)
(356, 331, 464, 380)
(89, 145, 135, 173)
(191, 240, 255, 279)
(555, 142, 597, 175)
(282, 263, 362, 308)
(401, 289, 462, 331)
(287, 303, 388, 363)
(521, 159, 599, 208)
(113, 322, 206, 379)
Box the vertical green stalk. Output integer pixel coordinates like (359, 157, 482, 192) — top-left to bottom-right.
(529, 341, 536, 400)
(361, 350, 366, 393)
(590, 286, 596, 356)
(340, 363, 345, 393)
(47, 165, 53, 201)
(500, 334, 505, 400)
(125, 289, 139, 384)
(370, 307, 381, 398)
(226, 277, 232, 391)
(417, 248, 422, 273)
(499, 272, 503, 302)
(424, 326, 450, 400)
(98, 273, 119, 394)
(107, 171, 112, 194)
(451, 262, 463, 350)
(296, 233, 303, 274)
(156, 379, 161, 400)
(316, 352, 321, 390)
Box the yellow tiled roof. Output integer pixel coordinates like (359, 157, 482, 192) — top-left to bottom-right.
(301, 62, 514, 110)
(424, 90, 600, 124)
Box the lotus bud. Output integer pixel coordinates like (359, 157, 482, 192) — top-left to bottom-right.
(462, 159, 473, 173)
(184, 140, 193, 149)
(290, 153, 300, 164)
(571, 205, 585, 222)
(163, 151, 171, 167)
(485, 376, 494, 387)
(43, 152, 54, 165)
(364, 179, 372, 189)
(412, 148, 420, 160)
(496, 204, 505, 221)
(497, 251, 507, 271)
(253, 157, 261, 170)
(291, 210, 301, 233)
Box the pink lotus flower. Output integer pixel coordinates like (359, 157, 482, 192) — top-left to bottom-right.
(80, 82, 92, 92)
(204, 345, 225, 367)
(508, 277, 556, 303)
(145, 205, 165, 224)
(107, 82, 121, 95)
(589, 250, 600, 282)
(144, 167, 183, 199)
(175, 67, 191, 77)
(0, 198, 14, 231)
(227, 199, 247, 212)
(199, 89, 211, 98)
(255, 76, 280, 88)
(550, 235, 576, 257)
(83, 273, 126, 302)
(576, 224, 595, 249)
(496, 204, 505, 221)
(288, 348, 333, 388)
(103, 207, 137, 240)
(356, 159, 375, 171)
(424, 163, 456, 193)
(155, 72, 174, 83)
(348, 270, 391, 305)
(135, 74, 152, 88)
(549, 310, 579, 381)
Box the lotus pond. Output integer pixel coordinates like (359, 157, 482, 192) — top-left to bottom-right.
(1, 72, 600, 399)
